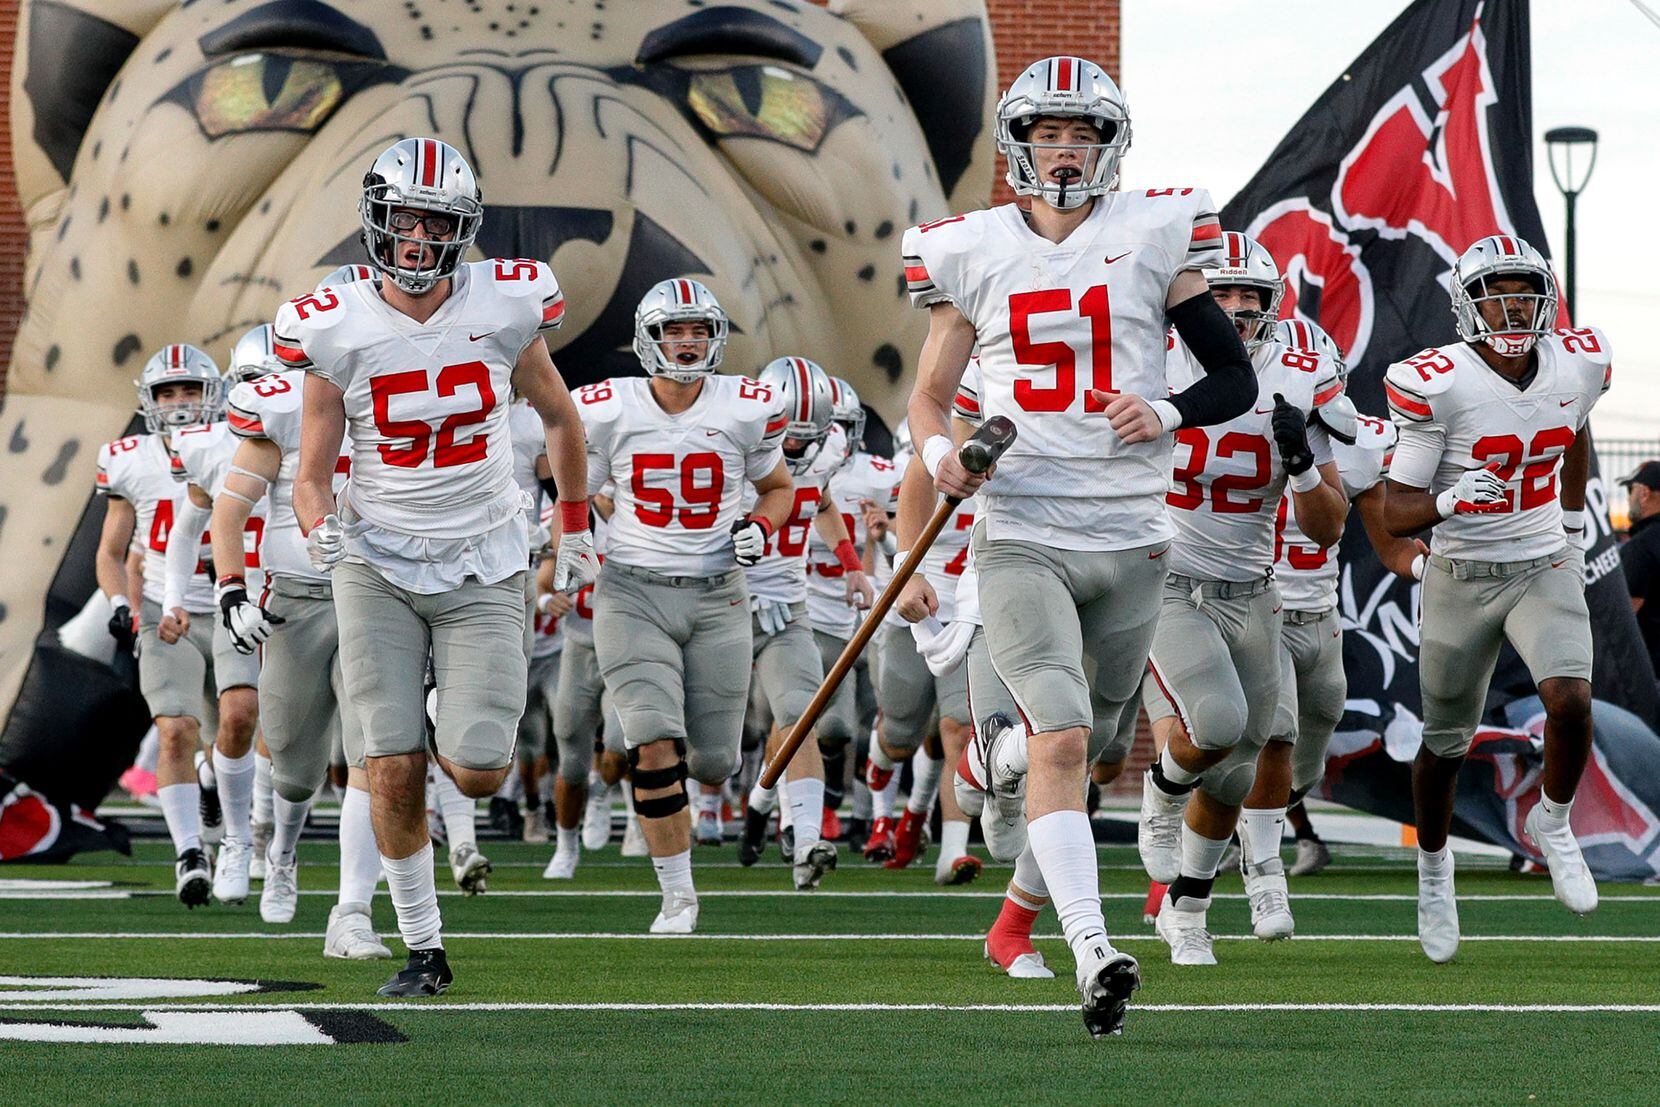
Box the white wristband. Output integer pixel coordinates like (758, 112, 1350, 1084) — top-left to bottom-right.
(106, 592, 130, 612)
(1562, 509, 1586, 535)
(1149, 399, 1183, 433)
(1289, 467, 1323, 494)
(1434, 487, 1458, 520)
(1410, 553, 1426, 581)
(920, 434, 954, 478)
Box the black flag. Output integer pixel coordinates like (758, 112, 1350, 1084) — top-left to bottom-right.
(1222, 0, 1657, 733)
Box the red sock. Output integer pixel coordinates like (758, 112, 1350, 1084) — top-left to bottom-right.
(1143, 881, 1168, 923)
(985, 898, 1041, 968)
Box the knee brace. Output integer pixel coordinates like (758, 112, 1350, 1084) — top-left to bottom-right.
(628, 740, 689, 819)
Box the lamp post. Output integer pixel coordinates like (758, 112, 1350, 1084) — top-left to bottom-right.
(1544, 125, 1598, 316)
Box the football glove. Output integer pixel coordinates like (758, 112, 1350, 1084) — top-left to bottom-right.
(1270, 392, 1315, 476)
(911, 616, 973, 678)
(217, 579, 285, 655)
(730, 516, 771, 567)
(1436, 468, 1508, 517)
(553, 528, 598, 592)
(106, 595, 136, 650)
(752, 596, 793, 636)
(306, 513, 346, 573)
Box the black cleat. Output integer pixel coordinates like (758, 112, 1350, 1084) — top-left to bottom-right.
(175, 848, 212, 908)
(488, 796, 524, 839)
(377, 948, 453, 997)
(777, 825, 795, 865)
(739, 806, 769, 867)
(198, 782, 222, 831)
(1079, 947, 1141, 1039)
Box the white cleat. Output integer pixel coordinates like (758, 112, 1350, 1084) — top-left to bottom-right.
(260, 854, 299, 924)
(1075, 939, 1141, 1038)
(250, 821, 273, 881)
(1417, 853, 1460, 964)
(1156, 896, 1217, 966)
(621, 815, 650, 857)
(975, 713, 1027, 863)
(1289, 837, 1331, 876)
(987, 945, 1054, 980)
(1524, 806, 1598, 916)
(650, 888, 700, 934)
(212, 838, 252, 905)
(522, 807, 549, 844)
(793, 841, 838, 890)
(324, 902, 393, 960)
(1138, 773, 1186, 884)
(695, 807, 724, 847)
(542, 845, 579, 880)
(450, 843, 492, 895)
(1243, 867, 1295, 940)
(582, 785, 614, 851)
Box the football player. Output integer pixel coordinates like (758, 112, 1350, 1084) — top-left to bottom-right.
(162, 330, 273, 907)
(904, 57, 1255, 1035)
(1384, 235, 1608, 962)
(95, 344, 255, 907)
(284, 138, 597, 996)
(577, 278, 793, 933)
(1232, 319, 1426, 929)
(735, 358, 873, 887)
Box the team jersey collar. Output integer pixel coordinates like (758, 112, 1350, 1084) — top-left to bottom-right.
(644, 373, 711, 421)
(366, 260, 474, 335)
(1002, 191, 1108, 256)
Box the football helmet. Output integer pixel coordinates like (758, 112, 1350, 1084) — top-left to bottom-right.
(359, 137, 483, 295)
(225, 324, 283, 386)
(136, 344, 222, 432)
(758, 356, 834, 474)
(634, 278, 729, 382)
(1206, 232, 1284, 352)
(1450, 234, 1558, 357)
(828, 376, 866, 455)
(996, 56, 1131, 210)
(1275, 318, 1349, 382)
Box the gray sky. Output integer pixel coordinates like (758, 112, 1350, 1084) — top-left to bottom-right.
(1121, 0, 1659, 438)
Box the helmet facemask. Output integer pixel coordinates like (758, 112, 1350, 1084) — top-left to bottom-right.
(1453, 271, 1558, 358)
(360, 192, 482, 295)
(1000, 113, 1127, 211)
(140, 381, 216, 433)
(1213, 284, 1282, 353)
(634, 282, 730, 383)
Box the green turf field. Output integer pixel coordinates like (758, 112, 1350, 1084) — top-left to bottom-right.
(3, 836, 1658, 1104)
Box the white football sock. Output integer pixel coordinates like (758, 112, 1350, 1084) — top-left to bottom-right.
(136, 727, 160, 773)
(1241, 806, 1287, 872)
(1158, 747, 1201, 787)
(158, 782, 202, 855)
(907, 751, 944, 815)
(381, 843, 443, 952)
(991, 722, 1030, 779)
(937, 819, 970, 861)
(868, 745, 899, 820)
(1538, 790, 1574, 826)
(270, 789, 313, 866)
(748, 779, 779, 815)
(652, 848, 695, 893)
(337, 784, 382, 907)
(1180, 823, 1230, 880)
(555, 825, 579, 855)
(778, 780, 795, 830)
(1418, 845, 1452, 877)
(429, 769, 476, 851)
(1010, 842, 1050, 907)
(252, 752, 274, 826)
(212, 749, 255, 844)
(1026, 809, 1107, 958)
(787, 775, 824, 857)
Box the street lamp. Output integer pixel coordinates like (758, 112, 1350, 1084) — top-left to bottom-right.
(1544, 125, 1598, 315)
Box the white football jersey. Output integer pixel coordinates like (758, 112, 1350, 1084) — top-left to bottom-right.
(1386, 328, 1610, 562)
(1164, 335, 1338, 582)
(226, 371, 353, 583)
(1275, 413, 1395, 612)
(96, 432, 213, 610)
(273, 258, 563, 541)
(741, 425, 845, 605)
(579, 374, 786, 576)
(806, 450, 902, 638)
(903, 190, 1224, 551)
(170, 421, 268, 593)
(530, 597, 563, 659)
(509, 398, 547, 522)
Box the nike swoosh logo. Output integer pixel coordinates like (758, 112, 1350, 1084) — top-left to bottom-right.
(469, 331, 494, 342)
(1551, 559, 1568, 569)
(705, 430, 722, 437)
(1559, 399, 1575, 407)
(1149, 547, 1167, 560)
(1254, 406, 1276, 414)
(1104, 252, 1132, 264)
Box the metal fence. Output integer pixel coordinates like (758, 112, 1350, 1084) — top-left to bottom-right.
(1597, 438, 1660, 531)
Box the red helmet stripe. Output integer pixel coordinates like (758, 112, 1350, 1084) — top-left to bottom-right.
(419, 138, 439, 188)
(676, 279, 693, 305)
(1056, 57, 1074, 92)
(791, 358, 811, 422)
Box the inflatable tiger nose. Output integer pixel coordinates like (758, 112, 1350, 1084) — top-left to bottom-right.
(0, 0, 994, 744)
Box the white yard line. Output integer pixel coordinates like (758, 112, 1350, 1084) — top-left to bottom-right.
(1, 1000, 1657, 1014)
(3, 931, 1657, 942)
(8, 887, 1659, 902)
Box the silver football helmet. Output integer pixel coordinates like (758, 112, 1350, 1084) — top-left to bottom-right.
(828, 376, 866, 456)
(634, 278, 729, 382)
(136, 344, 223, 432)
(1275, 318, 1349, 382)
(758, 356, 835, 474)
(225, 324, 283, 386)
(1206, 232, 1284, 352)
(1450, 235, 1558, 357)
(996, 56, 1131, 210)
(359, 137, 483, 295)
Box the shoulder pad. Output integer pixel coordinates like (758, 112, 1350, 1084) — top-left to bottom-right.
(1384, 348, 1456, 422)
(485, 258, 566, 332)
(572, 378, 624, 426)
(225, 372, 301, 439)
(1130, 188, 1222, 269)
(1549, 326, 1612, 393)
(272, 287, 350, 369)
(902, 211, 987, 309)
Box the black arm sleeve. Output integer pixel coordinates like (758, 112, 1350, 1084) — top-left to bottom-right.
(538, 476, 562, 502)
(1165, 292, 1257, 428)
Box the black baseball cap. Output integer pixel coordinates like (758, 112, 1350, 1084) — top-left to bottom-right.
(1620, 461, 1660, 490)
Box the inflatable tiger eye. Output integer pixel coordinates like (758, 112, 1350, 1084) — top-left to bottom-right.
(0, 0, 995, 747)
